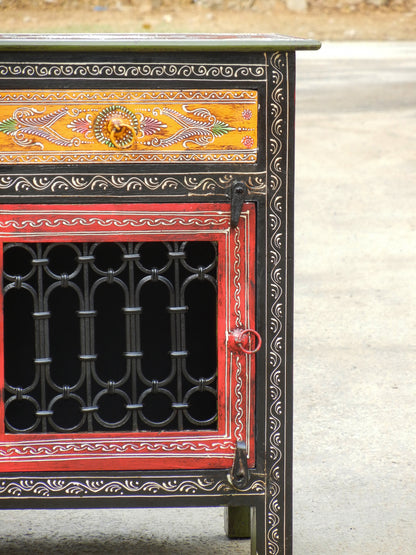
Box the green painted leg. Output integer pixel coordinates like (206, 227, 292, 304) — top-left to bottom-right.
(224, 506, 251, 539)
(250, 505, 265, 555)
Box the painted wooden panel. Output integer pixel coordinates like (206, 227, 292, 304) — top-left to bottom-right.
(0, 202, 256, 472)
(0, 90, 258, 165)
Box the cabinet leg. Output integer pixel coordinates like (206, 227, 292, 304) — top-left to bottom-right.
(250, 504, 266, 555)
(224, 506, 251, 539)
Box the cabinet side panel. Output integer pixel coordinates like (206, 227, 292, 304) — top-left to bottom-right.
(264, 50, 295, 555)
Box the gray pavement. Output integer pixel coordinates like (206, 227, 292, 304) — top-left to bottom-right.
(294, 41, 416, 555)
(0, 42, 415, 554)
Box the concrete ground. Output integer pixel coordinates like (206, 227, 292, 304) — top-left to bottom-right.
(0, 42, 415, 554)
(294, 41, 415, 555)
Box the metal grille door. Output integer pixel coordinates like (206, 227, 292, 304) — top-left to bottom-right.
(0, 203, 256, 472)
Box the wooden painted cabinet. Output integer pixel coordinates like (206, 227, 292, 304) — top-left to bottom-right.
(0, 33, 320, 554)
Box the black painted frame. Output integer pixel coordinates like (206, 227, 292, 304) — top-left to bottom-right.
(0, 44, 295, 555)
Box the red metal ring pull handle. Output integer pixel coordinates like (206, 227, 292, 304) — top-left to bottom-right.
(229, 328, 262, 354)
(237, 328, 262, 354)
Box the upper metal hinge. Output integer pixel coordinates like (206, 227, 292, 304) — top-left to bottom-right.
(230, 180, 247, 228)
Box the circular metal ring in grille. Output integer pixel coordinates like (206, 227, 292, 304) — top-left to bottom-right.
(3, 241, 218, 434)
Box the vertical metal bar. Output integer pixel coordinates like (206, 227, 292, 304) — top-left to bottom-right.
(79, 244, 94, 432)
(179, 243, 190, 429)
(134, 250, 144, 430)
(126, 242, 138, 432)
(173, 242, 183, 431)
(35, 244, 48, 433)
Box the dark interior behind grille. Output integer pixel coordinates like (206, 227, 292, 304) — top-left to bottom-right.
(3, 241, 218, 434)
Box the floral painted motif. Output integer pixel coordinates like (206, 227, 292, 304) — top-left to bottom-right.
(67, 115, 93, 138)
(241, 136, 254, 149)
(141, 115, 167, 136)
(0, 107, 81, 149)
(242, 109, 253, 120)
(146, 106, 235, 148)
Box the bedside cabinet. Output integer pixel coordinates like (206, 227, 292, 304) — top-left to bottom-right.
(0, 33, 320, 554)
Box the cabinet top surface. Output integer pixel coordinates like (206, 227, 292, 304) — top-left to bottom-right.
(0, 33, 321, 52)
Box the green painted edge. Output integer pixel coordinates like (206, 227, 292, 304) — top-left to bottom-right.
(0, 33, 321, 52)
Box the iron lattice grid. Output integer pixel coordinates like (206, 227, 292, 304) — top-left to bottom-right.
(2, 240, 218, 434)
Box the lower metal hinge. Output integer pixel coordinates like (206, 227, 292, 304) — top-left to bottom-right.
(229, 440, 249, 489)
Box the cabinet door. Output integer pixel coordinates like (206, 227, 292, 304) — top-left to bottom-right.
(0, 202, 258, 471)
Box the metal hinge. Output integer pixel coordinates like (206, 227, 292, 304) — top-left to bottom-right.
(230, 180, 247, 228)
(229, 440, 249, 489)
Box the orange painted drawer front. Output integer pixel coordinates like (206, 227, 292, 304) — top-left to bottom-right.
(0, 89, 258, 165)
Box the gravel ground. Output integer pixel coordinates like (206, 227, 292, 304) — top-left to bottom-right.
(0, 0, 415, 39)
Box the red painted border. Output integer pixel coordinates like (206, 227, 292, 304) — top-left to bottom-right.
(0, 203, 256, 472)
